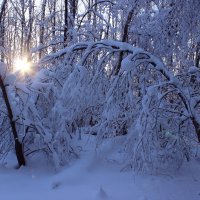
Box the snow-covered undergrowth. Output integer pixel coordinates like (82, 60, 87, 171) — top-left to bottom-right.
(38, 40, 200, 172)
(1, 40, 200, 172)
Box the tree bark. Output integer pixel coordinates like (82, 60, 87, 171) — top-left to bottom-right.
(64, 0, 68, 46)
(0, 0, 7, 62)
(191, 117, 200, 143)
(26, 0, 34, 59)
(0, 76, 26, 167)
(39, 0, 47, 59)
(195, 42, 200, 68)
(0, 0, 7, 22)
(20, 0, 26, 56)
(115, 9, 134, 75)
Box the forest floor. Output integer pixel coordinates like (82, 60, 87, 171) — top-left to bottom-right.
(0, 136, 200, 200)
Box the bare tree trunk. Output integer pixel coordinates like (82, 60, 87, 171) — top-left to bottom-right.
(0, 0, 7, 22)
(64, 0, 68, 46)
(195, 42, 200, 68)
(115, 9, 134, 75)
(69, 0, 77, 41)
(0, 76, 26, 167)
(105, 3, 111, 39)
(39, 0, 47, 59)
(20, 0, 26, 57)
(69, 0, 77, 24)
(26, 0, 34, 60)
(52, 0, 56, 52)
(0, 0, 7, 62)
(191, 117, 200, 143)
(92, 0, 97, 41)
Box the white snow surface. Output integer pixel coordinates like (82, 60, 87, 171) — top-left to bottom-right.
(0, 136, 200, 200)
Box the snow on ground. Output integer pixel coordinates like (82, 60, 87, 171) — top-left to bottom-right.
(0, 136, 200, 200)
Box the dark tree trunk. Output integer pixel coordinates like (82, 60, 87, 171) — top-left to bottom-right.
(52, 0, 56, 52)
(0, 0, 7, 22)
(69, 0, 77, 22)
(0, 0, 7, 62)
(115, 9, 134, 75)
(69, 0, 77, 41)
(195, 42, 200, 68)
(39, 0, 47, 59)
(20, 0, 26, 57)
(64, 0, 68, 46)
(0, 76, 26, 167)
(192, 117, 200, 143)
(26, 0, 34, 60)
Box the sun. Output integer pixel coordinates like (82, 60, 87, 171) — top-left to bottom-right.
(14, 58, 32, 74)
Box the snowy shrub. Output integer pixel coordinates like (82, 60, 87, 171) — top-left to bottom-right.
(40, 41, 200, 172)
(0, 63, 76, 168)
(21, 69, 76, 168)
(1, 40, 200, 171)
(123, 64, 200, 172)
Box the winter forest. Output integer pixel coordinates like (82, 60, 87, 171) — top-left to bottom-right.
(0, 0, 200, 199)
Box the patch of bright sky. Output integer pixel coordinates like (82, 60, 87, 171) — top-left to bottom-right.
(34, 0, 86, 15)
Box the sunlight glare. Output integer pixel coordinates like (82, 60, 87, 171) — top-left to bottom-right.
(14, 58, 31, 74)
